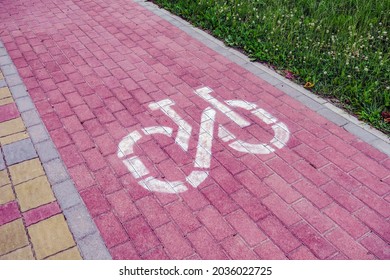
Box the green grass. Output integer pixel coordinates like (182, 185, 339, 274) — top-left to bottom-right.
(149, 0, 390, 134)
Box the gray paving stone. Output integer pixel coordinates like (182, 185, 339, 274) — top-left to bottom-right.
(3, 138, 37, 166)
(0, 149, 5, 170)
(52, 180, 82, 210)
(21, 110, 41, 127)
(78, 232, 112, 260)
(15, 96, 35, 113)
(275, 83, 303, 98)
(317, 108, 349, 126)
(35, 140, 59, 163)
(0, 80, 6, 88)
(28, 124, 49, 144)
(9, 84, 28, 99)
(63, 203, 96, 240)
(1, 64, 17, 76)
(258, 72, 281, 86)
(43, 158, 69, 184)
(296, 94, 324, 111)
(371, 139, 390, 156)
(5, 74, 22, 87)
(343, 123, 378, 143)
(0, 55, 12, 66)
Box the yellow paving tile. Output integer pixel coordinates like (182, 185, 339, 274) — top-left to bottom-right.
(0, 87, 11, 99)
(0, 185, 15, 205)
(0, 245, 35, 260)
(0, 118, 25, 138)
(0, 219, 29, 256)
(9, 158, 45, 185)
(28, 214, 76, 260)
(15, 176, 55, 212)
(0, 131, 29, 145)
(0, 97, 13, 105)
(46, 247, 82, 260)
(0, 170, 10, 187)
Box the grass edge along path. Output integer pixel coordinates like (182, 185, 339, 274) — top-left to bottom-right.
(147, 0, 390, 135)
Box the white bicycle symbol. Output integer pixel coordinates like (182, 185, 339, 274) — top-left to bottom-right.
(117, 86, 290, 194)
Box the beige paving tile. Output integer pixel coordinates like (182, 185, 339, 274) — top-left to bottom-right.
(0, 170, 10, 187)
(0, 184, 15, 205)
(15, 176, 55, 212)
(0, 131, 29, 145)
(0, 245, 35, 260)
(46, 246, 82, 260)
(0, 219, 29, 256)
(9, 158, 45, 185)
(0, 72, 3, 80)
(0, 97, 14, 105)
(0, 118, 25, 138)
(28, 214, 76, 259)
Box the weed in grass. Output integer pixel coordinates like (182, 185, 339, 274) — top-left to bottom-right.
(149, 0, 390, 135)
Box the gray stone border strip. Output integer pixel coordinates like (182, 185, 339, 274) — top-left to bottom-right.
(0, 41, 111, 260)
(136, 0, 390, 156)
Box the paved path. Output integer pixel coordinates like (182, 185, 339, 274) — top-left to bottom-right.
(0, 0, 389, 260)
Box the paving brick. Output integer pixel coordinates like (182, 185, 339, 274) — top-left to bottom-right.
(0, 170, 10, 187)
(62, 115, 84, 134)
(262, 193, 302, 227)
(0, 219, 29, 256)
(35, 140, 59, 163)
(360, 233, 390, 259)
(292, 199, 334, 233)
(141, 246, 170, 260)
(9, 158, 45, 185)
(165, 200, 201, 234)
(214, 150, 246, 175)
(107, 189, 140, 223)
(94, 212, 128, 249)
(354, 207, 390, 242)
(293, 179, 332, 209)
(0, 185, 15, 205)
(28, 214, 75, 259)
(290, 221, 337, 259)
(210, 165, 242, 194)
(288, 246, 318, 260)
(23, 202, 61, 227)
(0, 201, 21, 226)
(257, 215, 301, 254)
(254, 240, 288, 260)
(197, 205, 235, 241)
(59, 144, 85, 168)
(41, 112, 62, 131)
(200, 184, 239, 215)
(0, 245, 34, 260)
(46, 246, 82, 260)
(351, 152, 389, 179)
(350, 168, 390, 196)
(323, 203, 369, 240)
(322, 164, 361, 191)
(322, 181, 364, 212)
(266, 157, 301, 184)
(353, 186, 389, 217)
(95, 167, 122, 194)
(71, 130, 95, 151)
(323, 135, 358, 157)
(235, 170, 272, 198)
(0, 102, 19, 122)
(82, 148, 107, 171)
(124, 216, 160, 254)
(240, 154, 273, 179)
(111, 241, 140, 260)
(80, 187, 110, 218)
(320, 147, 358, 172)
(0, 118, 25, 137)
(221, 235, 258, 260)
(68, 164, 95, 191)
(293, 160, 330, 186)
(263, 174, 302, 203)
(293, 144, 328, 169)
(14, 175, 55, 212)
(231, 188, 269, 221)
(187, 227, 228, 259)
(326, 228, 374, 259)
(179, 188, 209, 211)
(135, 195, 170, 229)
(155, 222, 194, 259)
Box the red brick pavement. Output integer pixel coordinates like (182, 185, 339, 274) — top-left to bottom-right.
(1, 0, 389, 259)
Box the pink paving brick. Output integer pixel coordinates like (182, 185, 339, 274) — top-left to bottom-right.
(226, 209, 267, 247)
(292, 199, 335, 233)
(235, 170, 272, 198)
(94, 167, 122, 194)
(41, 112, 62, 131)
(254, 240, 288, 260)
(320, 147, 358, 172)
(240, 154, 273, 179)
(214, 150, 247, 175)
(323, 203, 369, 240)
(23, 202, 61, 227)
(321, 181, 364, 212)
(293, 144, 328, 169)
(94, 212, 128, 249)
(82, 148, 107, 171)
(349, 168, 390, 196)
(0, 201, 21, 226)
(257, 215, 301, 254)
(263, 174, 302, 203)
(353, 186, 389, 217)
(231, 188, 270, 221)
(135, 195, 170, 229)
(262, 193, 302, 227)
(62, 115, 84, 134)
(290, 221, 337, 259)
(141, 246, 170, 260)
(325, 228, 374, 259)
(197, 205, 235, 241)
(59, 144, 85, 168)
(74, 104, 95, 122)
(351, 152, 389, 179)
(124, 216, 160, 254)
(354, 207, 390, 242)
(360, 233, 390, 259)
(53, 102, 73, 118)
(221, 235, 258, 260)
(187, 227, 228, 259)
(320, 164, 360, 191)
(106, 189, 139, 223)
(154, 222, 194, 259)
(111, 241, 141, 260)
(210, 165, 242, 194)
(200, 185, 239, 215)
(0, 103, 20, 122)
(293, 179, 332, 209)
(293, 160, 330, 186)
(179, 188, 209, 211)
(288, 246, 318, 260)
(266, 157, 301, 184)
(68, 164, 95, 191)
(165, 200, 201, 234)
(80, 187, 111, 218)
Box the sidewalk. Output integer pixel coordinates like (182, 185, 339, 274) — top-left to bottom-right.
(0, 0, 389, 260)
